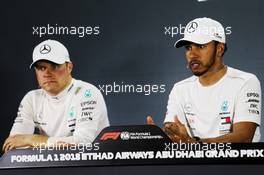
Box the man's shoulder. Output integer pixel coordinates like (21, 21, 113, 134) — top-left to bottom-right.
(74, 79, 99, 90)
(20, 89, 45, 104)
(174, 75, 197, 88)
(73, 79, 101, 97)
(227, 67, 259, 83)
(169, 76, 197, 94)
(26, 89, 44, 97)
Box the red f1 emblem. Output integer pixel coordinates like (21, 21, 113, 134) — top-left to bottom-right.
(100, 132, 121, 141)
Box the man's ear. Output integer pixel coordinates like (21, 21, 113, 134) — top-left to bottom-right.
(67, 62, 73, 73)
(216, 43, 225, 57)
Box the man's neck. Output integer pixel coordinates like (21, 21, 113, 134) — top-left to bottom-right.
(199, 64, 227, 86)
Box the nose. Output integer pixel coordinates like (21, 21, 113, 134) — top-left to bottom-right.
(43, 67, 53, 77)
(186, 45, 199, 60)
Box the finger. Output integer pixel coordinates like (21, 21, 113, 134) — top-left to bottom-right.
(174, 116, 184, 127)
(2, 141, 7, 152)
(6, 138, 19, 153)
(174, 117, 189, 134)
(163, 122, 172, 133)
(164, 122, 176, 128)
(4, 142, 12, 153)
(6, 143, 16, 153)
(2, 137, 12, 152)
(147, 116, 155, 125)
(164, 122, 179, 134)
(8, 145, 15, 152)
(4, 144, 8, 153)
(164, 126, 179, 137)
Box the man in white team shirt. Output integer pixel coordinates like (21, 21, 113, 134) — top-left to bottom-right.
(3, 39, 109, 152)
(147, 17, 261, 143)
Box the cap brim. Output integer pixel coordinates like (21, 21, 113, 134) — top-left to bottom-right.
(29, 59, 67, 69)
(29, 62, 35, 69)
(174, 36, 213, 48)
(174, 39, 193, 48)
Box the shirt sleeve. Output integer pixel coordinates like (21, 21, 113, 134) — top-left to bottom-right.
(47, 86, 109, 145)
(164, 85, 188, 125)
(234, 75, 261, 125)
(10, 92, 35, 135)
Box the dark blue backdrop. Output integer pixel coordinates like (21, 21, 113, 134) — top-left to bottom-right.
(1, 0, 263, 146)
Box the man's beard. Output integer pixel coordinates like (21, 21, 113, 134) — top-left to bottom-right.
(189, 48, 217, 77)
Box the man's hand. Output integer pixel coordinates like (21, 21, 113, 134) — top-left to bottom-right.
(147, 116, 155, 125)
(2, 134, 48, 153)
(147, 115, 195, 143)
(163, 117, 195, 143)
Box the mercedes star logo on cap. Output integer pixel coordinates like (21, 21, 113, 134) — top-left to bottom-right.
(187, 22, 198, 33)
(39, 44, 51, 54)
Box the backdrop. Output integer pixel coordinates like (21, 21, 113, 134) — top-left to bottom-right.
(1, 0, 263, 147)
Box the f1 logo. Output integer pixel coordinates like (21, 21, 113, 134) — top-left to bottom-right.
(100, 132, 121, 141)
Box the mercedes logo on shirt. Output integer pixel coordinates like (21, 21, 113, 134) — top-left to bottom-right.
(39, 44, 51, 54)
(186, 22, 198, 33)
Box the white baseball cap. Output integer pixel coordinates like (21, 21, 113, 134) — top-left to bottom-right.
(174, 17, 226, 48)
(30, 39, 70, 68)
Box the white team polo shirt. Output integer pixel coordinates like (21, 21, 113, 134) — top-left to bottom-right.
(10, 78, 109, 144)
(164, 67, 261, 142)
